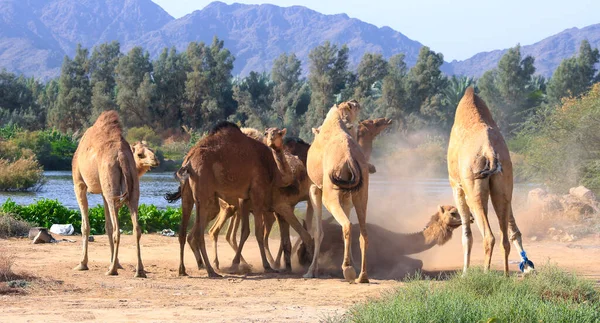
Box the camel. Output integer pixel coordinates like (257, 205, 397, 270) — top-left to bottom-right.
(305, 100, 370, 283)
(447, 87, 534, 275)
(72, 111, 159, 277)
(297, 206, 473, 279)
(165, 122, 314, 277)
(207, 127, 311, 272)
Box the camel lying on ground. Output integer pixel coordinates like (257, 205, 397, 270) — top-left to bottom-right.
(72, 111, 159, 277)
(447, 87, 534, 275)
(165, 122, 313, 277)
(306, 100, 370, 283)
(297, 206, 473, 279)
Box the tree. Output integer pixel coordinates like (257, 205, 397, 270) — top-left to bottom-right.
(231, 71, 274, 129)
(48, 44, 91, 132)
(270, 53, 309, 135)
(546, 40, 600, 106)
(303, 41, 350, 137)
(355, 53, 388, 100)
(379, 54, 409, 127)
(153, 47, 188, 130)
(89, 41, 121, 122)
(115, 47, 155, 128)
(478, 45, 536, 136)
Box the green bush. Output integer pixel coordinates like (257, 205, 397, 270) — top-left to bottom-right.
(0, 157, 45, 191)
(126, 126, 162, 147)
(5, 128, 78, 171)
(334, 266, 600, 323)
(1, 199, 182, 235)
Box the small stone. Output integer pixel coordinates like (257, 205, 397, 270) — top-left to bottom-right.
(530, 236, 538, 241)
(88, 236, 95, 242)
(552, 235, 559, 241)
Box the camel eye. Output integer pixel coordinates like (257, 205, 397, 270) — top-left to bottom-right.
(137, 153, 144, 158)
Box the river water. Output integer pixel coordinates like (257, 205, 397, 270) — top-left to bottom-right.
(0, 171, 539, 212)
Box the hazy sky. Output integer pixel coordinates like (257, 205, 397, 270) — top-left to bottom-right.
(151, 0, 600, 61)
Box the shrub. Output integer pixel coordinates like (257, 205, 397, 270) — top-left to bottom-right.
(0, 157, 45, 191)
(0, 213, 33, 238)
(0, 251, 16, 282)
(126, 126, 162, 147)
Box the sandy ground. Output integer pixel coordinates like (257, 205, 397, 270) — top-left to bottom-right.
(1, 231, 600, 323)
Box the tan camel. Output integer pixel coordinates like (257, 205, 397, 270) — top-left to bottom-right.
(72, 111, 159, 277)
(448, 87, 534, 275)
(305, 100, 370, 283)
(165, 122, 313, 277)
(298, 206, 473, 278)
(207, 127, 311, 272)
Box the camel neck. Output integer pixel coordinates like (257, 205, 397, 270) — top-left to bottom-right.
(399, 221, 450, 255)
(272, 148, 294, 187)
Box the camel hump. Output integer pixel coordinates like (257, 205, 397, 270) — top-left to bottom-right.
(463, 86, 475, 98)
(329, 157, 363, 193)
(209, 121, 240, 136)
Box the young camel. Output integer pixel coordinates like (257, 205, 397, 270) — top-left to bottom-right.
(72, 111, 159, 277)
(448, 87, 534, 276)
(305, 100, 370, 283)
(166, 122, 313, 277)
(207, 127, 311, 272)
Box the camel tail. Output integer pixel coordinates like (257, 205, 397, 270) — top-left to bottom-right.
(473, 152, 502, 179)
(165, 161, 191, 203)
(329, 158, 363, 193)
(115, 151, 133, 208)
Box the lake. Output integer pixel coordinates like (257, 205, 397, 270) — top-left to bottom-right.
(0, 171, 538, 211)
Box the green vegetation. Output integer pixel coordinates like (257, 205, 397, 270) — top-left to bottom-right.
(0, 199, 182, 235)
(333, 266, 600, 323)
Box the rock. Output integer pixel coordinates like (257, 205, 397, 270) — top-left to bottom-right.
(560, 195, 594, 221)
(88, 236, 95, 242)
(49, 224, 74, 236)
(32, 230, 55, 244)
(569, 186, 597, 202)
(527, 188, 563, 215)
(530, 236, 538, 241)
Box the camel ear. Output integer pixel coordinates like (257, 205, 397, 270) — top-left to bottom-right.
(141, 140, 147, 145)
(438, 205, 444, 215)
(218, 198, 229, 209)
(312, 128, 320, 135)
(280, 128, 287, 136)
(131, 144, 136, 153)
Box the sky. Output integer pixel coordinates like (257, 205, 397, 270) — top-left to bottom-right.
(151, 0, 600, 61)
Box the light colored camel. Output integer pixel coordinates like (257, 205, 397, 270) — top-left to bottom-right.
(72, 111, 159, 277)
(207, 127, 312, 272)
(165, 122, 313, 277)
(305, 100, 370, 283)
(448, 87, 534, 275)
(298, 206, 473, 278)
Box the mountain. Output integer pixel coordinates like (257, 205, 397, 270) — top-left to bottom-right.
(0, 0, 173, 79)
(446, 24, 600, 78)
(132, 1, 423, 76)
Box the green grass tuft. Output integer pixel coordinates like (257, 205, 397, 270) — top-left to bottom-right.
(332, 265, 600, 323)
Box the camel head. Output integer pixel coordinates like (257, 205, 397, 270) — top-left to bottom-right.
(131, 141, 159, 176)
(357, 118, 392, 160)
(264, 127, 287, 151)
(425, 205, 474, 246)
(336, 100, 361, 136)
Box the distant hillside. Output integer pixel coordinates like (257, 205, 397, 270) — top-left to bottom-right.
(0, 0, 173, 79)
(446, 24, 600, 78)
(0, 0, 599, 80)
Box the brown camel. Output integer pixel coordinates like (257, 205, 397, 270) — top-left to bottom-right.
(448, 87, 534, 275)
(165, 122, 313, 277)
(305, 100, 370, 283)
(298, 206, 473, 279)
(72, 111, 159, 277)
(207, 127, 311, 272)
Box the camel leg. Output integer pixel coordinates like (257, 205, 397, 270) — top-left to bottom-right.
(464, 179, 493, 272)
(291, 201, 313, 259)
(322, 186, 356, 282)
(507, 209, 534, 273)
(263, 212, 277, 268)
(304, 185, 323, 279)
(128, 199, 146, 278)
(231, 200, 251, 272)
(103, 198, 124, 270)
(275, 204, 314, 258)
(208, 205, 234, 270)
(191, 198, 221, 278)
(226, 213, 248, 265)
(277, 214, 292, 272)
(353, 189, 369, 284)
(178, 183, 194, 276)
(254, 211, 275, 273)
(452, 185, 473, 275)
(105, 199, 120, 276)
(73, 181, 90, 271)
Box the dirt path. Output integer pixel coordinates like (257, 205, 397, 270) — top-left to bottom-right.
(1, 232, 599, 322)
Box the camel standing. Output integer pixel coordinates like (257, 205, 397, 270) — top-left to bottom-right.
(305, 100, 370, 283)
(72, 111, 159, 277)
(447, 87, 534, 275)
(166, 122, 313, 277)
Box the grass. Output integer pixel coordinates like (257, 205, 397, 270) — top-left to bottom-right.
(332, 265, 600, 323)
(0, 212, 33, 238)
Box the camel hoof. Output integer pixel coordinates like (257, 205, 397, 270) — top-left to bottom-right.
(73, 264, 89, 271)
(178, 271, 188, 277)
(264, 267, 278, 274)
(356, 274, 369, 284)
(303, 271, 317, 279)
(208, 272, 223, 278)
(342, 266, 357, 282)
(117, 263, 124, 270)
(134, 271, 147, 278)
(105, 270, 118, 276)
